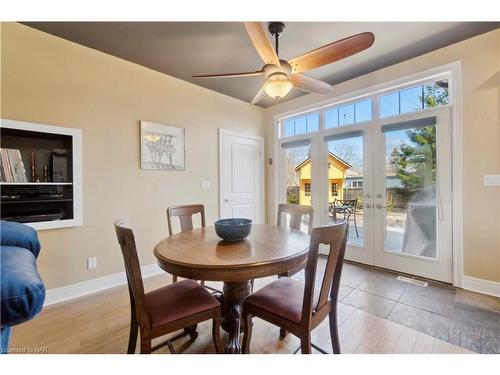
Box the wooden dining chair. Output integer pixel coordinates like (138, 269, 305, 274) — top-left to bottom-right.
(277, 203, 314, 278)
(166, 204, 205, 283)
(166, 204, 222, 294)
(114, 221, 223, 354)
(241, 221, 348, 354)
(167, 204, 206, 238)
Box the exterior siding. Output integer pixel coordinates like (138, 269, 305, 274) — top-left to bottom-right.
(297, 154, 348, 205)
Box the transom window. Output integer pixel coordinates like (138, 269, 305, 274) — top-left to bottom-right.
(379, 80, 449, 118)
(279, 77, 450, 140)
(325, 98, 372, 128)
(283, 112, 319, 137)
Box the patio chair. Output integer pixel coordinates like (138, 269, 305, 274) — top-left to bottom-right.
(329, 199, 359, 237)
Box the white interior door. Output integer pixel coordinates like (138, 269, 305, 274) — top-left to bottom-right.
(220, 130, 264, 223)
(372, 108, 453, 282)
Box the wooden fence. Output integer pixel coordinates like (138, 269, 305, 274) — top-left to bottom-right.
(287, 186, 409, 210)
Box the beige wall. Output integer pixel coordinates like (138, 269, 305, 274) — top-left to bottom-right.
(1, 22, 266, 289)
(265, 29, 500, 283)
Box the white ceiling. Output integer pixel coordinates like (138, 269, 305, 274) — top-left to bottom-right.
(24, 22, 500, 107)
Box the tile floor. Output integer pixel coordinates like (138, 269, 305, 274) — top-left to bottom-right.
(293, 259, 500, 354)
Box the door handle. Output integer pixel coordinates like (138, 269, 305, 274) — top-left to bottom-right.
(375, 203, 387, 209)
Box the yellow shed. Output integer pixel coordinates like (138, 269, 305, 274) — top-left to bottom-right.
(294, 152, 351, 206)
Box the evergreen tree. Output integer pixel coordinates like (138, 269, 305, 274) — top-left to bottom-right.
(390, 83, 448, 196)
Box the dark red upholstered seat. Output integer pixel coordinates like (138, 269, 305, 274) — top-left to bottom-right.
(243, 277, 318, 324)
(114, 221, 222, 354)
(241, 222, 348, 354)
(145, 279, 220, 329)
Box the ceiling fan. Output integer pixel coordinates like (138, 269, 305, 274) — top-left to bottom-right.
(193, 22, 375, 104)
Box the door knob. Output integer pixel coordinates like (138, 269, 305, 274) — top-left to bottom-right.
(376, 203, 386, 209)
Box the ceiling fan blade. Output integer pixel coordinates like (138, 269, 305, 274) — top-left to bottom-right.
(193, 70, 264, 79)
(289, 32, 375, 74)
(251, 84, 266, 105)
(244, 22, 280, 66)
(290, 74, 333, 95)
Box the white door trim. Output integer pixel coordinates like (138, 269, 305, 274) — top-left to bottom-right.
(219, 129, 265, 223)
(450, 62, 464, 288)
(272, 61, 464, 287)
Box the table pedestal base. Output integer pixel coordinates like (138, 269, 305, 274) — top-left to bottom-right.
(221, 280, 251, 354)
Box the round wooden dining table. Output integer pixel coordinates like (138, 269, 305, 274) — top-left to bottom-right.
(154, 223, 310, 353)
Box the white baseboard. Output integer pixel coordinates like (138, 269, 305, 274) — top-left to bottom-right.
(462, 276, 500, 298)
(44, 264, 164, 306)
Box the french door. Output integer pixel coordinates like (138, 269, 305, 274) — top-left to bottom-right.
(280, 107, 453, 283)
(372, 108, 452, 282)
(321, 130, 373, 265)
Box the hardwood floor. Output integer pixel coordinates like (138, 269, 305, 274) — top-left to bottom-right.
(9, 270, 475, 354)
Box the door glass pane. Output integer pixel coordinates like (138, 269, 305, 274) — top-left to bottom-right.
(283, 143, 312, 231)
(327, 135, 364, 247)
(325, 108, 339, 128)
(339, 104, 355, 126)
(400, 86, 423, 114)
(384, 123, 437, 259)
(283, 144, 311, 206)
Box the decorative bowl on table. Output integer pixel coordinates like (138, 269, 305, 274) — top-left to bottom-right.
(214, 218, 252, 242)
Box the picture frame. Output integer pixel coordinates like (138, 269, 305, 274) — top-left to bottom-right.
(140, 121, 185, 171)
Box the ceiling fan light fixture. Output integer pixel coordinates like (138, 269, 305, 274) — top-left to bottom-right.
(194, 23, 374, 105)
(264, 72, 293, 99)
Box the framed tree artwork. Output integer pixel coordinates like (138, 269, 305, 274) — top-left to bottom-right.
(140, 121, 185, 170)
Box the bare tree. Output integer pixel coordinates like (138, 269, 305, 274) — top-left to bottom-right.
(330, 142, 362, 170)
(284, 147, 308, 187)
